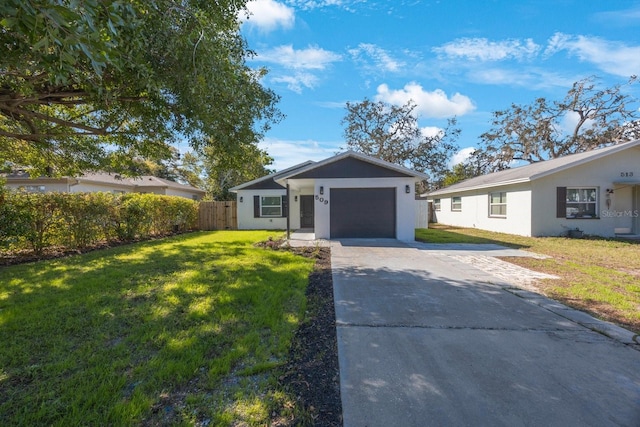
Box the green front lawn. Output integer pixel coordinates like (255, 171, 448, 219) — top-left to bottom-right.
(0, 231, 314, 426)
(417, 225, 640, 334)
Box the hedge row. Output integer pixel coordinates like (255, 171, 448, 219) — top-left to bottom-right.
(0, 191, 199, 254)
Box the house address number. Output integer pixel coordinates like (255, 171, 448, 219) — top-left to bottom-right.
(620, 172, 634, 177)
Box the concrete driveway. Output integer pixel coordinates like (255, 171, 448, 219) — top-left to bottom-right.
(331, 239, 640, 427)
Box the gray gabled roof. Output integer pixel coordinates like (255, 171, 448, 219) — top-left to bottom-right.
(4, 171, 205, 194)
(275, 150, 429, 183)
(229, 160, 315, 191)
(75, 173, 205, 193)
(232, 151, 428, 191)
(426, 139, 640, 197)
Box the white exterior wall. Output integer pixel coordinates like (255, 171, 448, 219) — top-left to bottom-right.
(289, 189, 300, 230)
(164, 188, 203, 200)
(531, 148, 640, 237)
(71, 182, 133, 193)
(236, 189, 287, 230)
(431, 184, 533, 236)
(312, 177, 417, 241)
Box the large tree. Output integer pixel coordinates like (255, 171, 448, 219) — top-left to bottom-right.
(0, 0, 281, 176)
(127, 148, 201, 186)
(184, 141, 273, 200)
(440, 163, 478, 187)
(471, 76, 639, 173)
(341, 98, 459, 186)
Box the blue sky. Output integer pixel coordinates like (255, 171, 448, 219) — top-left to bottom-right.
(239, 0, 640, 171)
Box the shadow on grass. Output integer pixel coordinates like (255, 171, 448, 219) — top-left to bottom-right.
(418, 224, 640, 248)
(415, 225, 529, 249)
(0, 231, 312, 426)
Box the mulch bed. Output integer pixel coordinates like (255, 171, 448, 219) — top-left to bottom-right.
(276, 246, 342, 426)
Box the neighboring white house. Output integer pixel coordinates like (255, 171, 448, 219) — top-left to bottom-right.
(230, 151, 428, 241)
(425, 139, 640, 237)
(4, 172, 206, 200)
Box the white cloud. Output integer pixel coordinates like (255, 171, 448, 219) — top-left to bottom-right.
(375, 82, 476, 118)
(285, 0, 348, 11)
(470, 67, 574, 89)
(420, 126, 443, 139)
(258, 137, 339, 170)
(348, 43, 405, 73)
(271, 72, 319, 93)
(592, 6, 640, 26)
(256, 45, 342, 70)
(448, 147, 476, 167)
(433, 38, 540, 61)
(558, 110, 598, 137)
(253, 45, 342, 92)
(544, 32, 640, 78)
(243, 0, 295, 32)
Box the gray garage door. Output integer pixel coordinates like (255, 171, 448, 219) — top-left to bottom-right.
(330, 188, 396, 238)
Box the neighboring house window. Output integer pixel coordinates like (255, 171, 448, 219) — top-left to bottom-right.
(451, 196, 462, 211)
(261, 196, 282, 216)
(562, 187, 598, 218)
(191, 195, 198, 201)
(489, 192, 507, 217)
(433, 199, 441, 211)
(22, 185, 45, 192)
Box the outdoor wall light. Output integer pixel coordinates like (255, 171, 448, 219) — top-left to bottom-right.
(294, 195, 298, 202)
(405, 184, 411, 194)
(239, 196, 243, 203)
(319, 186, 324, 195)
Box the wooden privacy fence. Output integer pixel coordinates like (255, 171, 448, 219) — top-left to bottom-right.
(198, 201, 238, 230)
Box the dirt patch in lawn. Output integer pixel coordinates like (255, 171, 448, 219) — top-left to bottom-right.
(498, 256, 640, 335)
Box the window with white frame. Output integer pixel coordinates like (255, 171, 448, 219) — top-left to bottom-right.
(433, 198, 441, 211)
(451, 196, 462, 211)
(565, 187, 598, 218)
(261, 196, 282, 217)
(489, 192, 507, 217)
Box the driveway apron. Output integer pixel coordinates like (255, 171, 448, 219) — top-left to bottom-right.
(331, 239, 640, 427)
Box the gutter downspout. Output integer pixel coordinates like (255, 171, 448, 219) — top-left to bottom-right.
(286, 182, 291, 240)
(68, 178, 80, 192)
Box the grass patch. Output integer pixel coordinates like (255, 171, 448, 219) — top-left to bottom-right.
(417, 224, 640, 334)
(0, 231, 315, 426)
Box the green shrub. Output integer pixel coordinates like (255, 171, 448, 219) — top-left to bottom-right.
(59, 192, 115, 249)
(0, 192, 65, 254)
(0, 191, 199, 254)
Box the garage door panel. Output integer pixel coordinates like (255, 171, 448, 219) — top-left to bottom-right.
(330, 188, 395, 238)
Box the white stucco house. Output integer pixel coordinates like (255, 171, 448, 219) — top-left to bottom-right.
(425, 139, 640, 238)
(230, 151, 428, 241)
(4, 172, 206, 200)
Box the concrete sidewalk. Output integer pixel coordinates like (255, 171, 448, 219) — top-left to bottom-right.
(332, 239, 640, 427)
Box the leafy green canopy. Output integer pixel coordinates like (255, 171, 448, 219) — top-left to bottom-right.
(0, 0, 281, 176)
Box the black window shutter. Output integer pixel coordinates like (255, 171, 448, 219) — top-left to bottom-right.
(281, 195, 288, 217)
(253, 195, 260, 218)
(556, 187, 566, 218)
